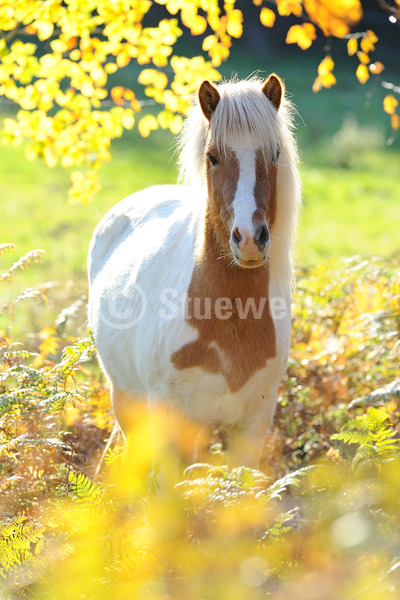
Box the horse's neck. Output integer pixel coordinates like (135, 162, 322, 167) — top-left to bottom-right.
(192, 208, 271, 300)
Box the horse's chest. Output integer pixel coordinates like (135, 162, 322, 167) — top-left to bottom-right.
(171, 300, 277, 393)
(163, 312, 289, 426)
(166, 356, 281, 426)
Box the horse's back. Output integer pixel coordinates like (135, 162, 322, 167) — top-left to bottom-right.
(87, 184, 203, 395)
(88, 185, 201, 285)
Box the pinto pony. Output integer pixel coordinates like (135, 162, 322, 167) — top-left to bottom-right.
(88, 75, 301, 469)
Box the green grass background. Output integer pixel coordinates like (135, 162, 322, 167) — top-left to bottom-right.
(1, 50, 399, 335)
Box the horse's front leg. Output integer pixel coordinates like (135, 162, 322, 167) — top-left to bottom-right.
(111, 386, 148, 436)
(147, 397, 207, 491)
(112, 388, 203, 489)
(228, 398, 277, 470)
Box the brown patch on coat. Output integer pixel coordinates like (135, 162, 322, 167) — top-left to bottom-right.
(171, 215, 276, 393)
(171, 227, 276, 392)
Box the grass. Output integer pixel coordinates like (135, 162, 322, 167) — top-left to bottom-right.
(1, 51, 399, 336)
(299, 151, 400, 263)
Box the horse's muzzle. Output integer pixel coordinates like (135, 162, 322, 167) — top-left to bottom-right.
(230, 224, 270, 268)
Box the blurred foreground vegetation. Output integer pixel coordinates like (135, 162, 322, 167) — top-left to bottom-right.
(1, 245, 399, 599)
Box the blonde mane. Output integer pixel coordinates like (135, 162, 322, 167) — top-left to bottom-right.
(177, 76, 302, 286)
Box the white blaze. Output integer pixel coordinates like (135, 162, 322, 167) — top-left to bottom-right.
(232, 148, 257, 240)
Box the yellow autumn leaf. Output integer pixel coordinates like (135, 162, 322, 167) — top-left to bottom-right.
(1, 7, 17, 31)
(126, 91, 141, 112)
(121, 111, 135, 130)
(161, 89, 179, 112)
(313, 56, 336, 92)
(356, 63, 369, 84)
(357, 51, 370, 65)
(260, 7, 276, 28)
(304, 0, 362, 38)
(253, 0, 263, 5)
(32, 354, 44, 369)
(158, 110, 174, 129)
(81, 80, 94, 97)
(383, 94, 399, 115)
(180, 3, 207, 36)
(50, 39, 68, 54)
(69, 49, 81, 61)
(122, 89, 134, 102)
(286, 23, 316, 50)
(226, 9, 243, 38)
(138, 69, 168, 90)
(35, 20, 54, 41)
(116, 51, 131, 68)
(91, 66, 107, 87)
(105, 62, 118, 74)
(318, 55, 334, 76)
(369, 61, 384, 75)
(138, 114, 158, 137)
(69, 170, 102, 205)
(202, 35, 218, 52)
(208, 42, 230, 67)
(111, 86, 125, 105)
(360, 29, 378, 53)
(19, 85, 40, 110)
(157, 110, 182, 134)
(39, 327, 60, 358)
(277, 0, 303, 17)
(347, 38, 358, 56)
(190, 15, 208, 35)
(391, 113, 400, 131)
(321, 72, 336, 88)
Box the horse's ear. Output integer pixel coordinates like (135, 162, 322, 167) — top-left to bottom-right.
(199, 80, 220, 121)
(262, 74, 284, 111)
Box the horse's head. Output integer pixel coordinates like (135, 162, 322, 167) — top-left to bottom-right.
(198, 75, 284, 269)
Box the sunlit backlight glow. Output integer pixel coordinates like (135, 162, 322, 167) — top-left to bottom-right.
(239, 556, 269, 587)
(331, 512, 372, 549)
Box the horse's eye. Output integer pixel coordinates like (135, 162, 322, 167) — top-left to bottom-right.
(208, 153, 219, 167)
(273, 149, 281, 164)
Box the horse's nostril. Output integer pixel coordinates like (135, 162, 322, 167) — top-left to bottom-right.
(256, 225, 270, 248)
(232, 227, 241, 245)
